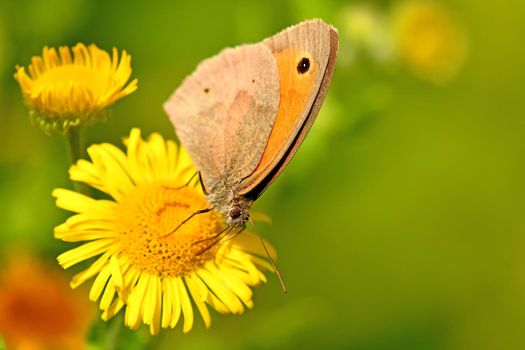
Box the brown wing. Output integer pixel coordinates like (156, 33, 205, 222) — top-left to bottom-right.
(238, 19, 339, 199)
(164, 44, 280, 193)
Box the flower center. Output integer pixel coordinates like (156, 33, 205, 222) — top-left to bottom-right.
(115, 181, 222, 277)
(32, 65, 112, 99)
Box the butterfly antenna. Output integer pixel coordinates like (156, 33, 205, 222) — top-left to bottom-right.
(160, 207, 212, 239)
(249, 217, 287, 293)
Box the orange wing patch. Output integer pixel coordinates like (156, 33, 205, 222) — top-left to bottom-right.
(253, 47, 318, 176)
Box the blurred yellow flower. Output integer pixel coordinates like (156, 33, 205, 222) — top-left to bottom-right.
(14, 43, 138, 132)
(0, 250, 92, 350)
(340, 3, 393, 63)
(391, 0, 467, 84)
(53, 128, 275, 335)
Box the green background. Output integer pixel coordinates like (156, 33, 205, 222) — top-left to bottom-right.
(1, 0, 524, 349)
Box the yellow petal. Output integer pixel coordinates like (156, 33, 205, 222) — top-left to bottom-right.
(190, 274, 229, 314)
(70, 251, 111, 288)
(102, 298, 125, 321)
(57, 239, 114, 269)
(175, 277, 194, 333)
(250, 212, 272, 224)
(168, 278, 182, 329)
(54, 227, 115, 242)
(210, 264, 253, 307)
(161, 279, 173, 328)
(197, 268, 244, 314)
(89, 264, 111, 302)
(120, 267, 140, 303)
(143, 275, 159, 325)
(185, 276, 211, 329)
(110, 255, 123, 290)
(52, 188, 100, 213)
(125, 273, 148, 330)
(146, 133, 169, 180)
(100, 278, 117, 311)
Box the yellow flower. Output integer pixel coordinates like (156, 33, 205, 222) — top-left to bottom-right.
(14, 43, 138, 132)
(391, 0, 468, 84)
(53, 128, 275, 335)
(0, 250, 93, 350)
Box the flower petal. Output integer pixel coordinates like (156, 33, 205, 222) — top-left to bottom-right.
(175, 277, 194, 333)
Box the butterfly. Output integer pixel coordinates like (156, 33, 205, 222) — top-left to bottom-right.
(164, 19, 338, 230)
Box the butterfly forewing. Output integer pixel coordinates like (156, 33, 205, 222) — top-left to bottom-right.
(164, 44, 280, 193)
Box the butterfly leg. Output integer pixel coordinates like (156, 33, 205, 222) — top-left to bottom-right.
(198, 172, 208, 195)
(192, 225, 233, 245)
(161, 171, 199, 191)
(195, 226, 246, 255)
(195, 226, 234, 255)
(220, 226, 246, 245)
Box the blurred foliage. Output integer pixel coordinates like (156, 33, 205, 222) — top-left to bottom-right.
(1, 0, 525, 349)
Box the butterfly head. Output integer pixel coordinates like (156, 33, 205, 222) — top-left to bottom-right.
(226, 204, 250, 228)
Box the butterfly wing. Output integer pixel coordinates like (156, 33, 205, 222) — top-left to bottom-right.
(238, 19, 339, 198)
(164, 44, 280, 193)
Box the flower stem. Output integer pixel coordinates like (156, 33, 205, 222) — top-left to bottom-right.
(64, 126, 89, 194)
(148, 331, 167, 350)
(104, 314, 124, 350)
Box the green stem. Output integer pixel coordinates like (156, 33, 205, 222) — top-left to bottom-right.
(148, 331, 167, 350)
(64, 126, 90, 194)
(65, 126, 83, 163)
(104, 314, 124, 350)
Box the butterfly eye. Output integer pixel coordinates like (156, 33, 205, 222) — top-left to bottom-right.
(229, 207, 242, 219)
(297, 57, 310, 74)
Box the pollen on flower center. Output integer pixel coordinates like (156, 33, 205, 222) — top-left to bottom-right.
(115, 182, 222, 277)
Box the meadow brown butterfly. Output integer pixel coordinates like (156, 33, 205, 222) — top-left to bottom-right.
(164, 19, 338, 230)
